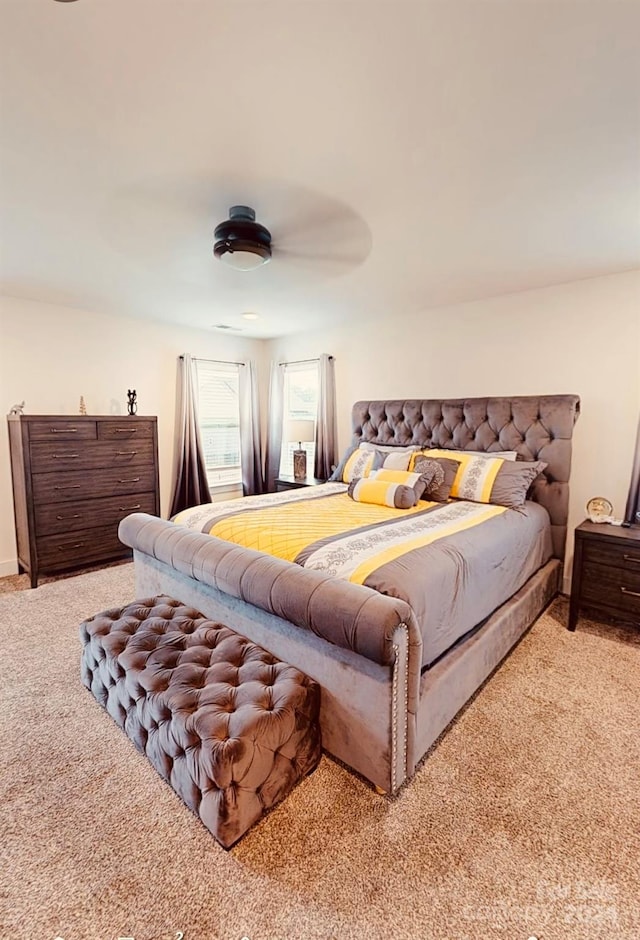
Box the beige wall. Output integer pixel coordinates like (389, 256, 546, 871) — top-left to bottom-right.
(266, 270, 640, 588)
(2, 271, 639, 585)
(0, 295, 265, 575)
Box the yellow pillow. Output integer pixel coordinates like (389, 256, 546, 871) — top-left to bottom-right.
(347, 477, 420, 509)
(409, 449, 503, 502)
(340, 449, 376, 483)
(410, 449, 547, 509)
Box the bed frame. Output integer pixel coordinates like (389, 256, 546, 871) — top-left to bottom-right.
(119, 394, 580, 793)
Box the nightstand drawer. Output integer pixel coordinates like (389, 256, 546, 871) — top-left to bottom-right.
(583, 540, 640, 571)
(582, 561, 640, 619)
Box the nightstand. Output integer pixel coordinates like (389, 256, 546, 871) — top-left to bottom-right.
(275, 475, 326, 492)
(568, 520, 640, 631)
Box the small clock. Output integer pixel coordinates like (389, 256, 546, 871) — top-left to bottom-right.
(586, 496, 613, 523)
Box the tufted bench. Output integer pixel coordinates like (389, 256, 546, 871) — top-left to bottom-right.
(80, 596, 322, 848)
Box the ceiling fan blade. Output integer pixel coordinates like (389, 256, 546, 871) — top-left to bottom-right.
(275, 247, 366, 272)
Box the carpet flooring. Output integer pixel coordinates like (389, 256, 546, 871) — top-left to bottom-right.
(1, 564, 639, 940)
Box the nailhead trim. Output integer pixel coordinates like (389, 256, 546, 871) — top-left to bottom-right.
(391, 622, 410, 792)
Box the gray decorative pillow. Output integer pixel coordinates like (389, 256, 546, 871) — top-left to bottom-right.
(412, 456, 461, 502)
(485, 459, 548, 510)
(414, 449, 547, 509)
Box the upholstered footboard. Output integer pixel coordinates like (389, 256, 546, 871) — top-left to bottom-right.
(119, 513, 561, 792)
(119, 513, 423, 793)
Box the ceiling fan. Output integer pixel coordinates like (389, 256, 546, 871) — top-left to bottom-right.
(211, 199, 371, 276)
(105, 180, 372, 284)
(213, 206, 273, 270)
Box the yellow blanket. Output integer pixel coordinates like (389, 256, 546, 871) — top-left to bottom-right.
(206, 493, 429, 562)
(206, 492, 506, 586)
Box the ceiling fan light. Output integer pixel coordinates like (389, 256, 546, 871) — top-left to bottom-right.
(213, 206, 272, 271)
(215, 242, 271, 270)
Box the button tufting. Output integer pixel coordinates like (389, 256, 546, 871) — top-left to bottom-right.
(80, 595, 322, 848)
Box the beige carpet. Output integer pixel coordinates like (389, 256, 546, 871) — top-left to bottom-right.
(1, 565, 639, 940)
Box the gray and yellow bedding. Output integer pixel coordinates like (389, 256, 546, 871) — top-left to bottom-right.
(173, 483, 551, 667)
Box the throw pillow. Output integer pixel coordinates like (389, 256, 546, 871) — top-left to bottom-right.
(412, 456, 461, 502)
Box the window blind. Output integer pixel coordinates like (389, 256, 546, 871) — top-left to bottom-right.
(195, 360, 242, 486)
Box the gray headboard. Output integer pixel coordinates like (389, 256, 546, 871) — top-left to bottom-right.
(351, 395, 580, 560)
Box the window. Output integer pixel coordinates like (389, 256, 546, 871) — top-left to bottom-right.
(279, 362, 318, 476)
(195, 360, 242, 487)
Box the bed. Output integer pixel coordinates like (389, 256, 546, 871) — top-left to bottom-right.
(119, 395, 580, 793)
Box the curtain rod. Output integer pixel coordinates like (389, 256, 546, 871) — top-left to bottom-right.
(280, 355, 334, 366)
(179, 355, 245, 367)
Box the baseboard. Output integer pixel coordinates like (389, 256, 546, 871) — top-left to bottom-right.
(0, 559, 19, 577)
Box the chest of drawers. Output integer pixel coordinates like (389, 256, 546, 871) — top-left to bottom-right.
(568, 520, 640, 630)
(7, 414, 160, 587)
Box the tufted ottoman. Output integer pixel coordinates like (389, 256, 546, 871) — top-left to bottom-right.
(80, 596, 321, 848)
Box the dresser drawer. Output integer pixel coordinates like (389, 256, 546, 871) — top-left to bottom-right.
(30, 439, 154, 474)
(28, 420, 97, 441)
(97, 420, 155, 440)
(32, 467, 158, 504)
(37, 524, 129, 569)
(583, 539, 640, 570)
(582, 561, 640, 620)
(35, 491, 158, 536)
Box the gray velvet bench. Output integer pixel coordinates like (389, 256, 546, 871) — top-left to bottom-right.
(80, 596, 322, 848)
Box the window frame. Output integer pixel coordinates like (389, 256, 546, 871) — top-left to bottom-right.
(194, 359, 243, 490)
(279, 360, 319, 478)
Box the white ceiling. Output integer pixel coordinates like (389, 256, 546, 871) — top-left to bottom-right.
(1, 0, 639, 339)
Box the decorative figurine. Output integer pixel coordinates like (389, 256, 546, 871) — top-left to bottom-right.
(7, 401, 25, 415)
(127, 389, 138, 415)
(79, 395, 87, 415)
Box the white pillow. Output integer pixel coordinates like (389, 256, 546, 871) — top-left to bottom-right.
(463, 449, 518, 461)
(358, 442, 420, 453)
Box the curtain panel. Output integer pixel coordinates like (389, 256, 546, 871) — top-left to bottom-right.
(314, 353, 337, 480)
(624, 414, 640, 525)
(239, 359, 264, 496)
(264, 361, 285, 492)
(169, 353, 211, 517)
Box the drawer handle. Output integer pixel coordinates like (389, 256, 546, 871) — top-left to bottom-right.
(50, 427, 77, 433)
(115, 428, 137, 433)
(53, 484, 82, 490)
(56, 513, 81, 520)
(119, 504, 141, 511)
(58, 543, 84, 551)
(623, 554, 640, 565)
(118, 477, 141, 484)
(621, 587, 640, 599)
(52, 453, 79, 459)
(115, 451, 137, 456)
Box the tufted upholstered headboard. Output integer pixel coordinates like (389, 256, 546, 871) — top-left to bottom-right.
(351, 395, 580, 560)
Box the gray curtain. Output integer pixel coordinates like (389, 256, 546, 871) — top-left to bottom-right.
(239, 359, 264, 495)
(624, 414, 640, 525)
(264, 361, 285, 492)
(314, 353, 337, 480)
(168, 353, 211, 517)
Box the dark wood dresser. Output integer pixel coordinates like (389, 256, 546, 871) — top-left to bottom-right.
(568, 520, 640, 630)
(7, 414, 160, 587)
